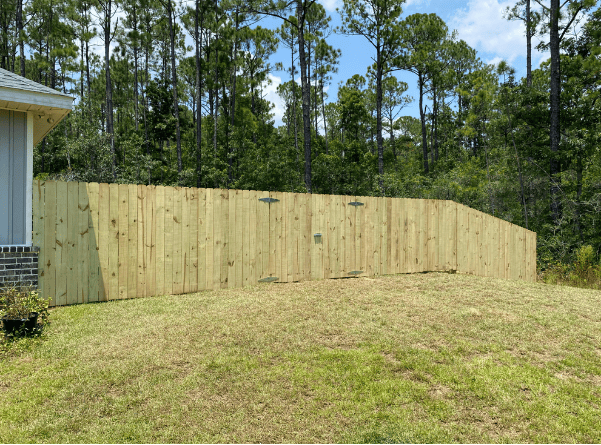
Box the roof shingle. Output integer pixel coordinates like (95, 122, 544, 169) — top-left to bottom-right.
(0, 67, 72, 99)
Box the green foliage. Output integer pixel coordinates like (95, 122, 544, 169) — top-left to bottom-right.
(0, 284, 51, 330)
(2, 0, 599, 267)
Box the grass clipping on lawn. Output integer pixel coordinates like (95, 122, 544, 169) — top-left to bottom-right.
(1, 273, 600, 443)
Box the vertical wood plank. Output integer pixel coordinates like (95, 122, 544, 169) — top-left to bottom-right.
(118, 184, 128, 300)
(235, 189, 243, 288)
(323, 194, 332, 280)
(66, 181, 79, 305)
(275, 191, 285, 281)
(519, 227, 526, 280)
(97, 183, 109, 301)
(204, 189, 214, 290)
(357, 195, 365, 274)
(345, 198, 353, 275)
(173, 187, 183, 294)
(197, 188, 207, 291)
(398, 199, 406, 274)
(384, 197, 392, 275)
(404, 199, 413, 273)
(310, 194, 319, 280)
(150, 186, 158, 296)
(363, 196, 373, 276)
(374, 197, 382, 276)
(144, 185, 155, 297)
(108, 184, 119, 301)
(496, 218, 503, 278)
(258, 192, 270, 280)
(449, 201, 458, 271)
(154, 186, 165, 296)
(219, 189, 229, 288)
(456, 204, 467, 274)
(437, 201, 446, 272)
(268, 191, 277, 279)
(242, 189, 250, 287)
(227, 189, 236, 288)
(248, 190, 257, 284)
(43, 181, 56, 305)
(254, 192, 265, 281)
(87, 183, 100, 303)
(416, 199, 428, 272)
(290, 192, 299, 282)
(137, 185, 146, 299)
(276, 192, 286, 282)
(390, 198, 398, 274)
(212, 189, 221, 289)
(298, 193, 308, 281)
(287, 192, 295, 282)
(532, 232, 537, 282)
(304, 193, 313, 281)
(334, 194, 341, 278)
(54, 181, 68, 306)
(128, 184, 139, 298)
(182, 187, 190, 294)
(164, 186, 174, 295)
(189, 188, 198, 292)
(32, 181, 45, 298)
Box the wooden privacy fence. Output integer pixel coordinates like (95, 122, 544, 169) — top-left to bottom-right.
(32, 180, 537, 306)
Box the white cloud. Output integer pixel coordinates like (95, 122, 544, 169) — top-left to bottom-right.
(450, 0, 545, 65)
(319, 0, 342, 12)
(262, 74, 286, 127)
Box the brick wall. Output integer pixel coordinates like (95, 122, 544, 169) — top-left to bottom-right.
(0, 246, 39, 289)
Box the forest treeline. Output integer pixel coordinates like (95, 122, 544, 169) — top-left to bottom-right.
(1, 0, 600, 269)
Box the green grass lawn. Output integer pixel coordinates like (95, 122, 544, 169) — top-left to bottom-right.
(1, 273, 600, 443)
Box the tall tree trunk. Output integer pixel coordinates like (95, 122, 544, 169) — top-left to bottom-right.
(133, 2, 139, 131)
(296, 0, 312, 193)
(144, 24, 151, 184)
(167, 0, 182, 178)
(376, 45, 384, 193)
(526, 0, 532, 87)
(195, 0, 202, 187)
(418, 73, 429, 174)
(213, 46, 219, 185)
(16, 0, 24, 76)
(291, 34, 299, 168)
(433, 86, 439, 161)
(85, 37, 91, 113)
(321, 75, 328, 154)
(228, 7, 240, 184)
(549, 0, 561, 225)
(389, 117, 397, 162)
(104, 0, 116, 180)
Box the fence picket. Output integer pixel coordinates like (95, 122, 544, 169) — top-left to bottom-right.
(87, 183, 99, 302)
(118, 184, 128, 300)
(33, 182, 538, 306)
(137, 185, 146, 298)
(164, 186, 173, 295)
(155, 186, 165, 296)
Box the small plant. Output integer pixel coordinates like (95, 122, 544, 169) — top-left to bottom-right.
(575, 245, 595, 275)
(0, 283, 51, 336)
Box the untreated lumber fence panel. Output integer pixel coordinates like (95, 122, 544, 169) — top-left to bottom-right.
(31, 181, 537, 306)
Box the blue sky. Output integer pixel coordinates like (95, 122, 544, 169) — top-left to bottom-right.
(260, 0, 553, 126)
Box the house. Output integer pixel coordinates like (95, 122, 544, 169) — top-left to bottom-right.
(0, 67, 73, 287)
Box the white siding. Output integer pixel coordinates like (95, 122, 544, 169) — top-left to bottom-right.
(0, 109, 27, 245)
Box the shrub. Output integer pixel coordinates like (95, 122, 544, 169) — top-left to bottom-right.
(0, 284, 51, 329)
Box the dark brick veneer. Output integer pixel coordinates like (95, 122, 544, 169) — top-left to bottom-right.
(0, 246, 39, 288)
